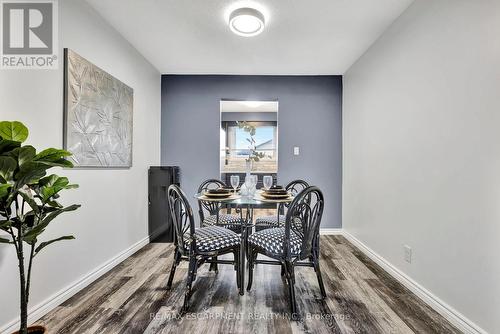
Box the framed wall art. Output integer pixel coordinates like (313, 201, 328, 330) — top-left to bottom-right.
(63, 48, 133, 168)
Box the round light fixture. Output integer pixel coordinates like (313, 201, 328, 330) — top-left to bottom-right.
(241, 101, 264, 108)
(229, 7, 265, 37)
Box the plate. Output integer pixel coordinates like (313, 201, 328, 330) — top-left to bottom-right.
(263, 189, 288, 195)
(222, 186, 240, 192)
(198, 194, 240, 201)
(261, 192, 291, 199)
(203, 191, 232, 198)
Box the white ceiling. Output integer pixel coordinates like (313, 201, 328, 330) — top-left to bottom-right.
(86, 0, 413, 75)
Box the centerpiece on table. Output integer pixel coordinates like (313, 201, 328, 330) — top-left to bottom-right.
(236, 121, 271, 197)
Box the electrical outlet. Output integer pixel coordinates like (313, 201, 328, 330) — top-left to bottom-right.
(404, 245, 412, 263)
(293, 146, 300, 156)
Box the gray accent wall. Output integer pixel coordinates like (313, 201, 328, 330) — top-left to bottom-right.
(161, 75, 342, 228)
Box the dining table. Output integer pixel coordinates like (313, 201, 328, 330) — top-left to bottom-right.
(194, 190, 294, 294)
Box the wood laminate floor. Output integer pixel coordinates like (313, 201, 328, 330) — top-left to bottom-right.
(37, 236, 461, 334)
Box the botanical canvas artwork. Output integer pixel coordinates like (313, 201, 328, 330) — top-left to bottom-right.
(64, 49, 133, 168)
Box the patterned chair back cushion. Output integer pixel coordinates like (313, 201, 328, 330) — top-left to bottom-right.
(284, 186, 324, 260)
(168, 184, 196, 255)
(197, 179, 226, 220)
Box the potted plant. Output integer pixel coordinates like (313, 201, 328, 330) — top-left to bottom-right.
(236, 121, 270, 175)
(0, 121, 80, 334)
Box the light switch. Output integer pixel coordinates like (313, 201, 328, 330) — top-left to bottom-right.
(293, 146, 300, 156)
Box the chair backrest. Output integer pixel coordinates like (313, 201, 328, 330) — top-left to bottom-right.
(285, 179, 309, 195)
(168, 184, 196, 254)
(197, 179, 226, 221)
(284, 179, 309, 209)
(284, 186, 324, 260)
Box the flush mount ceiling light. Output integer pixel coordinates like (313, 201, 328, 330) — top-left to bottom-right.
(241, 101, 264, 108)
(229, 7, 265, 37)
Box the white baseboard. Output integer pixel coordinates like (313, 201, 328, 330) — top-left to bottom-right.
(342, 231, 488, 334)
(1, 230, 487, 334)
(319, 228, 343, 235)
(0, 236, 150, 334)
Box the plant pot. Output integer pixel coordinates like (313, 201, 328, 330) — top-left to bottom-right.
(12, 325, 46, 334)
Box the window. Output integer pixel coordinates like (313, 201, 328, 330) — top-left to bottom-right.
(221, 121, 277, 173)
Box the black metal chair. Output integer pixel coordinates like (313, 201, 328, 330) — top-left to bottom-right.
(166, 184, 243, 314)
(198, 179, 243, 234)
(198, 179, 246, 273)
(247, 186, 326, 316)
(255, 179, 309, 231)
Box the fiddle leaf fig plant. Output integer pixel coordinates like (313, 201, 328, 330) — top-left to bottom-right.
(0, 121, 80, 334)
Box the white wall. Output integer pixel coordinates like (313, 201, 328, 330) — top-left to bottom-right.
(0, 0, 160, 330)
(343, 0, 500, 333)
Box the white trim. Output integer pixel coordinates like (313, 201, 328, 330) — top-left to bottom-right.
(342, 231, 488, 334)
(1, 230, 488, 334)
(0, 236, 150, 334)
(319, 228, 343, 235)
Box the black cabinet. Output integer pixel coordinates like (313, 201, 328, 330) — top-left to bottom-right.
(148, 166, 180, 243)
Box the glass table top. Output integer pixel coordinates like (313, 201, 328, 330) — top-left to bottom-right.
(194, 191, 293, 205)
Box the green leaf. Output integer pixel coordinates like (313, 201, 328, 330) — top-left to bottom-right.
(0, 139, 21, 155)
(39, 174, 69, 188)
(39, 175, 73, 201)
(18, 191, 39, 214)
(0, 121, 29, 142)
(39, 175, 78, 190)
(23, 204, 80, 243)
(33, 148, 72, 163)
(40, 206, 59, 214)
(14, 162, 49, 188)
(7, 146, 36, 167)
(36, 158, 73, 168)
(0, 184, 11, 198)
(0, 219, 12, 229)
(46, 200, 63, 208)
(0, 236, 12, 244)
(34, 235, 74, 254)
(0, 156, 17, 182)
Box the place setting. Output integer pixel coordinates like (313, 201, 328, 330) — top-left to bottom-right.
(198, 188, 240, 201)
(254, 175, 293, 203)
(195, 174, 293, 204)
(197, 175, 242, 201)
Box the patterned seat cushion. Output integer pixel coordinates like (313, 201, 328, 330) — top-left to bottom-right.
(248, 227, 302, 256)
(184, 226, 240, 253)
(255, 215, 285, 227)
(203, 213, 243, 233)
